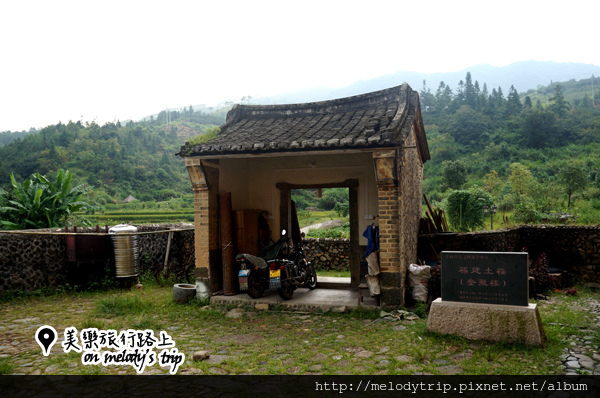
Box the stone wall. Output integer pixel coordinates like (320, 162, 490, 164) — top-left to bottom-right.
(303, 238, 350, 271)
(0, 224, 195, 293)
(417, 226, 600, 284)
(301, 225, 600, 284)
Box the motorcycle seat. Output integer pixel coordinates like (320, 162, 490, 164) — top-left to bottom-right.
(236, 253, 268, 269)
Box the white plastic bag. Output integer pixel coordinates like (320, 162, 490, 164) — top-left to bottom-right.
(408, 264, 431, 302)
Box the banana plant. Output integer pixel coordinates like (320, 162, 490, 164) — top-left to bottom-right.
(0, 169, 94, 230)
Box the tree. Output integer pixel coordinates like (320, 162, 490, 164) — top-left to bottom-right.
(445, 187, 492, 232)
(0, 169, 93, 230)
(550, 83, 570, 117)
(442, 159, 468, 190)
(317, 188, 348, 210)
(506, 85, 523, 117)
(508, 163, 536, 202)
(435, 81, 453, 116)
(558, 162, 588, 208)
(464, 72, 477, 107)
(420, 80, 436, 113)
(443, 106, 492, 145)
(483, 170, 503, 197)
(521, 107, 557, 148)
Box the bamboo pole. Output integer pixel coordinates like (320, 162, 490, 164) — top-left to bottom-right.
(219, 192, 235, 296)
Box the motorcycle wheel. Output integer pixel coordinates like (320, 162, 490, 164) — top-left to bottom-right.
(277, 279, 294, 300)
(305, 264, 317, 290)
(246, 270, 265, 299)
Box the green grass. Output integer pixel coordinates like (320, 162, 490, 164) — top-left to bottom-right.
(0, 358, 15, 375)
(0, 284, 597, 375)
(95, 294, 152, 317)
(316, 269, 351, 278)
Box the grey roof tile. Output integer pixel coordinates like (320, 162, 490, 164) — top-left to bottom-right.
(179, 83, 429, 161)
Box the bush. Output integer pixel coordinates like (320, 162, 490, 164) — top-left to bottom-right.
(527, 251, 556, 293)
(445, 188, 492, 232)
(513, 201, 544, 224)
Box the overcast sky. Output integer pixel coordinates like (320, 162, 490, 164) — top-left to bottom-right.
(1, 0, 598, 132)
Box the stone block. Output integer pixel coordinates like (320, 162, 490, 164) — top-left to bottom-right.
(380, 287, 403, 308)
(426, 298, 546, 346)
(193, 351, 210, 361)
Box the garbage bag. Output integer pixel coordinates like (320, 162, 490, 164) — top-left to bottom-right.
(408, 263, 431, 302)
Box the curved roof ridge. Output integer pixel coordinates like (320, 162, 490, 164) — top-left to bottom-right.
(225, 84, 406, 124)
(179, 82, 429, 159)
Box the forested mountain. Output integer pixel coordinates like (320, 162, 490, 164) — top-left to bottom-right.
(1, 69, 599, 226)
(420, 72, 600, 225)
(254, 61, 600, 106)
(0, 108, 227, 203)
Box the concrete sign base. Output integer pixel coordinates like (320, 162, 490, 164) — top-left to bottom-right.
(426, 298, 546, 346)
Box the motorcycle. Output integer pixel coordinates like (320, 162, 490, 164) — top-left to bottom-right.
(237, 230, 317, 300)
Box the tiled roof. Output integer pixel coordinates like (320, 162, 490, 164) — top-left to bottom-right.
(179, 83, 429, 160)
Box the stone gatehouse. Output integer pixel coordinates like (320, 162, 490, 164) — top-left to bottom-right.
(178, 84, 430, 306)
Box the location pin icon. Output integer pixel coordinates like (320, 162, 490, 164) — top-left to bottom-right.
(35, 325, 58, 356)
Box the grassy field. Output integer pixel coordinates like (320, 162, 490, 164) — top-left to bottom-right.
(1, 279, 598, 376)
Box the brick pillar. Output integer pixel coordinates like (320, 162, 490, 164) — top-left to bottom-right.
(185, 158, 220, 299)
(373, 150, 404, 307)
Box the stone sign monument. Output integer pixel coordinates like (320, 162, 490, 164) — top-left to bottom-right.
(427, 251, 546, 346)
(441, 251, 528, 306)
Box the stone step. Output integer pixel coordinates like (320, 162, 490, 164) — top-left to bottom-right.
(317, 276, 351, 289)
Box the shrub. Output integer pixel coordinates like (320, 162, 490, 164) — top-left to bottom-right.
(513, 201, 544, 224)
(527, 251, 556, 293)
(445, 187, 492, 232)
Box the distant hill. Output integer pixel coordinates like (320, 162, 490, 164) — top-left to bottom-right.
(251, 61, 600, 105)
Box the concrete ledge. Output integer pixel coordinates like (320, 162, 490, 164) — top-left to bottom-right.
(426, 298, 546, 346)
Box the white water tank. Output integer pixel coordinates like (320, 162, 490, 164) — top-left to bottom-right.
(109, 224, 139, 278)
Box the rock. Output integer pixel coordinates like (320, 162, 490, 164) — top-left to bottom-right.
(450, 349, 475, 361)
(438, 365, 464, 375)
(392, 325, 407, 331)
(312, 353, 328, 361)
(565, 360, 581, 369)
(332, 306, 349, 313)
(180, 368, 204, 375)
(193, 351, 210, 361)
(205, 355, 232, 365)
(573, 354, 596, 371)
(395, 355, 412, 363)
(255, 303, 269, 311)
(355, 350, 374, 358)
(225, 308, 245, 318)
(208, 367, 229, 375)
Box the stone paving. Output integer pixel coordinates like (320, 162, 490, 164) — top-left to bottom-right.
(560, 297, 600, 375)
(0, 292, 598, 375)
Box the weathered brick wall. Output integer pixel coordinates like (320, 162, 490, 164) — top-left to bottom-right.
(398, 127, 424, 270)
(303, 238, 350, 271)
(0, 224, 195, 293)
